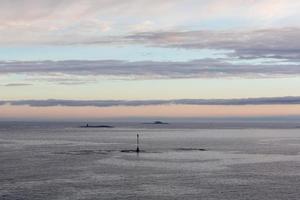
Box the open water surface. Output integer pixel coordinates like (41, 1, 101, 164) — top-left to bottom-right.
(0, 122, 300, 200)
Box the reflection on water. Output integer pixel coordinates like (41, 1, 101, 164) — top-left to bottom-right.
(0, 122, 300, 199)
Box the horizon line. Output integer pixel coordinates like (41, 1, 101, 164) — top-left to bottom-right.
(1, 96, 300, 107)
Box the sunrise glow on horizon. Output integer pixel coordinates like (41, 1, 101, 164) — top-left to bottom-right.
(1, 104, 300, 120)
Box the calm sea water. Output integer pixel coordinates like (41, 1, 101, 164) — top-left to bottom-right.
(1, 122, 300, 200)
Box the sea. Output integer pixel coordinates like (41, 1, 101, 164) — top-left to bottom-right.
(1, 121, 300, 200)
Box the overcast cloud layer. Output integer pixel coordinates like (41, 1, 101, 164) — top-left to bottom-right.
(1, 96, 300, 107)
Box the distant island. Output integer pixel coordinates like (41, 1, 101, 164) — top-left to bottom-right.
(143, 121, 169, 125)
(80, 124, 114, 128)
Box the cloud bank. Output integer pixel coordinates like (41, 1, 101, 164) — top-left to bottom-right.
(126, 28, 300, 61)
(0, 59, 299, 79)
(3, 83, 33, 87)
(1, 96, 300, 107)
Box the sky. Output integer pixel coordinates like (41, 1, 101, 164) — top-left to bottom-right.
(1, 0, 300, 121)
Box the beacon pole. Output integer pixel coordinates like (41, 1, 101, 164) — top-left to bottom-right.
(136, 134, 140, 153)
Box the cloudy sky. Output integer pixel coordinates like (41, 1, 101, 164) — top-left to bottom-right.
(1, 0, 300, 120)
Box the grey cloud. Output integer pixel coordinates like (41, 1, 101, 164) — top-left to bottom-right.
(1, 96, 300, 107)
(48, 27, 300, 62)
(0, 59, 299, 79)
(3, 83, 33, 87)
(125, 27, 300, 61)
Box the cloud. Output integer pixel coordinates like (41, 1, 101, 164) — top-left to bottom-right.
(1, 96, 300, 107)
(0, 59, 299, 80)
(1, 0, 300, 45)
(4, 26, 297, 63)
(1, 1, 300, 63)
(3, 83, 33, 87)
(125, 27, 300, 61)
